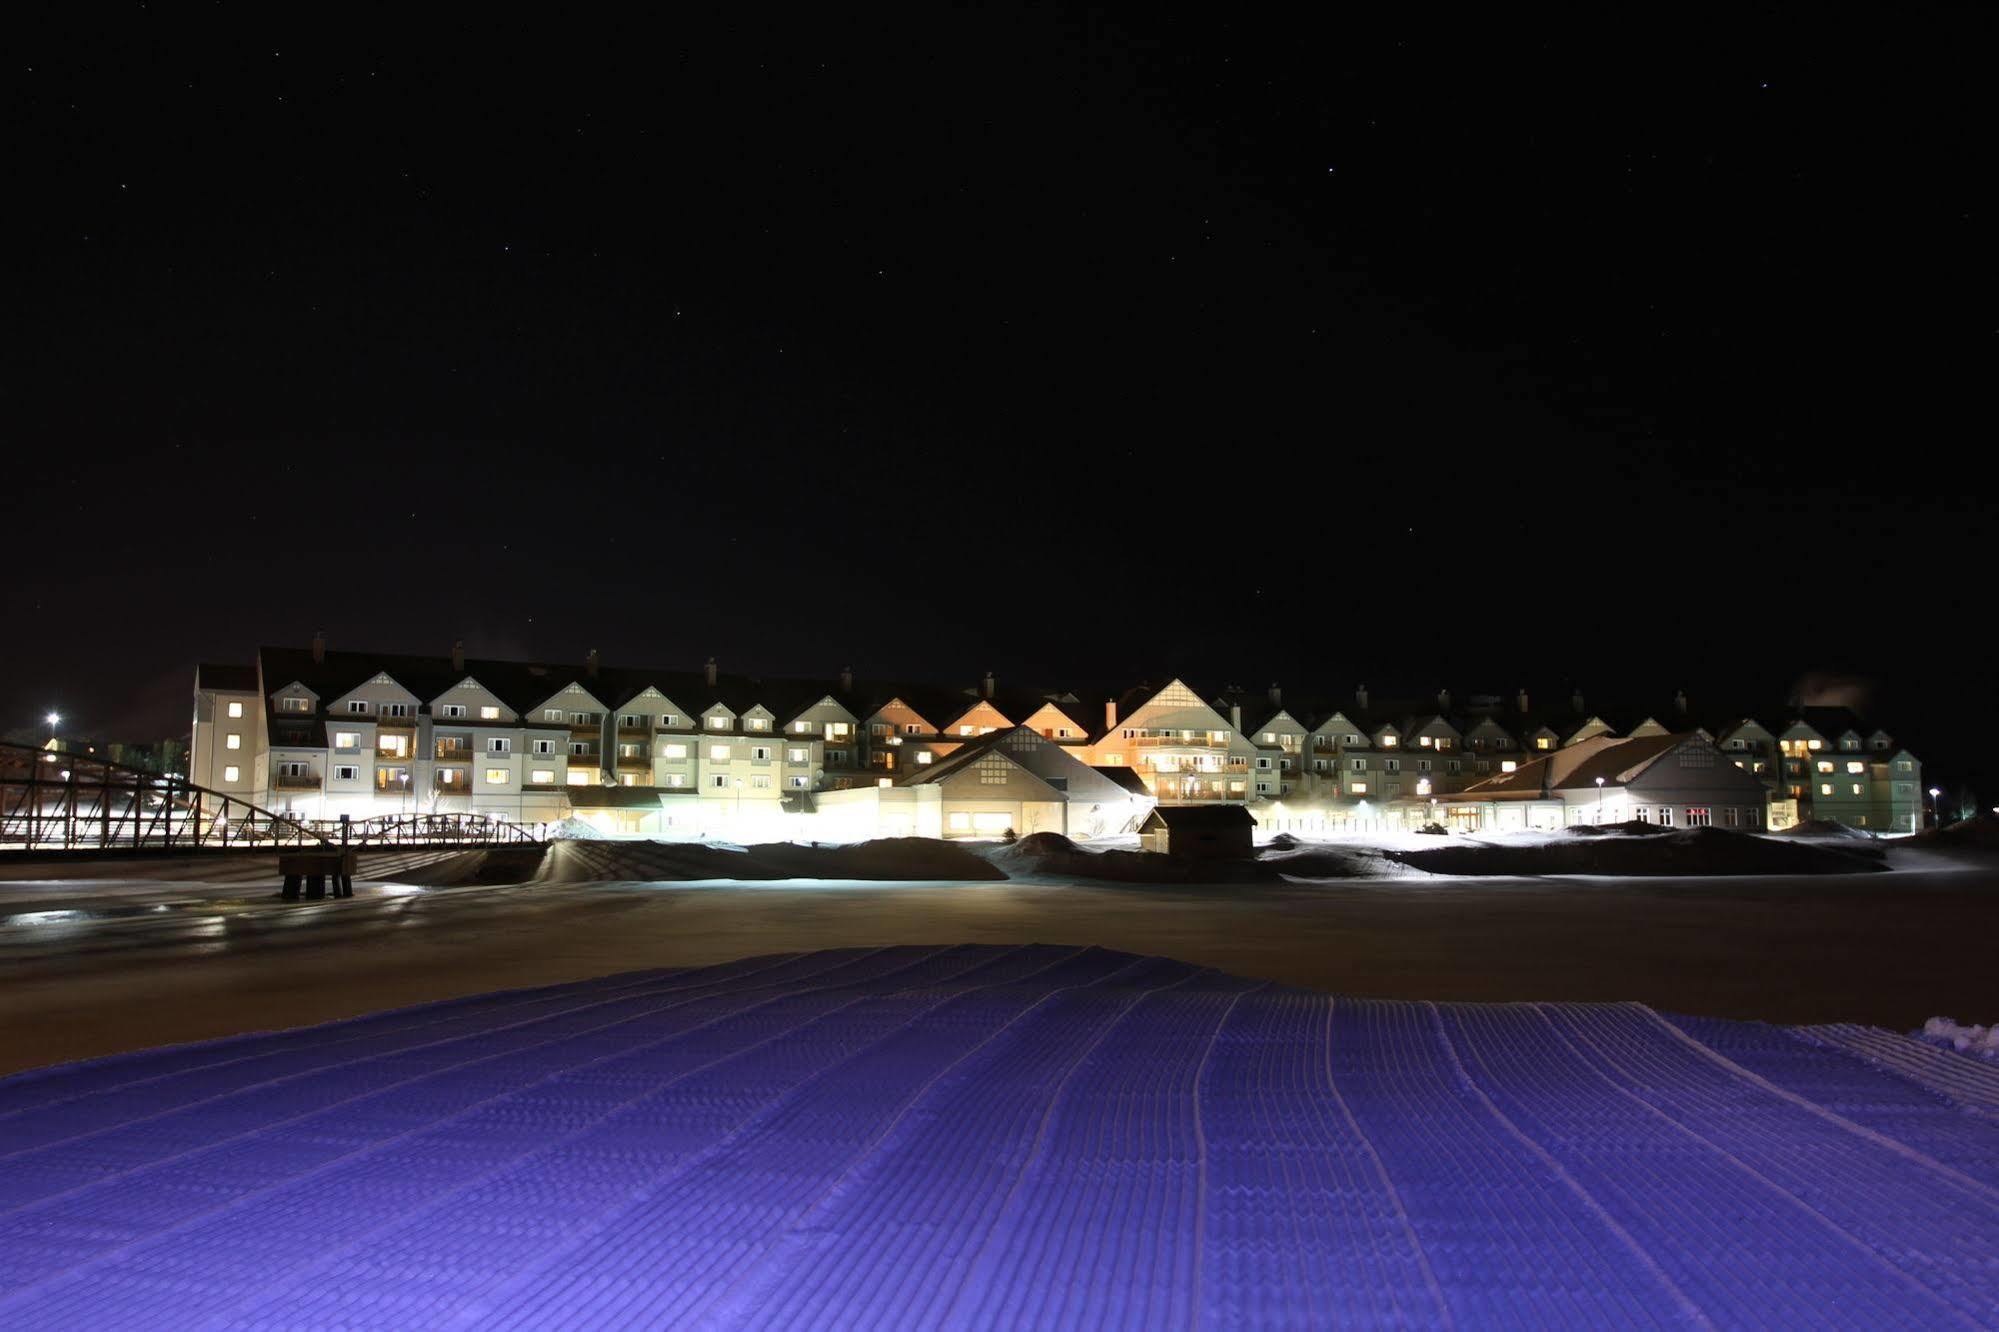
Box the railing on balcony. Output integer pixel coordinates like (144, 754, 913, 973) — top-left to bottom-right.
(1131, 734, 1230, 749)
(273, 771, 320, 791)
(435, 746, 474, 762)
(615, 750, 649, 767)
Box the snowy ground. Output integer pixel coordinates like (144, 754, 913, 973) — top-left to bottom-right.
(0, 944, 1992, 1329)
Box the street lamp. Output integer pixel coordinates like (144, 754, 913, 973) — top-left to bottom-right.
(44, 711, 60, 747)
(1595, 775, 1605, 822)
(1929, 786, 1942, 829)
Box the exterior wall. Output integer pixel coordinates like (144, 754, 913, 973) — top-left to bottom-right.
(938, 699, 1012, 739)
(783, 696, 860, 786)
(190, 686, 265, 799)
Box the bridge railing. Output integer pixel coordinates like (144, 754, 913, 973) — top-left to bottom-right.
(0, 744, 539, 852)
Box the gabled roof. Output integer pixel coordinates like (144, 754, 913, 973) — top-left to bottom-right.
(1139, 805, 1257, 831)
(1093, 766, 1151, 795)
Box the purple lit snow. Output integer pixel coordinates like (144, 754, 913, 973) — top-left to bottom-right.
(0, 945, 1994, 1327)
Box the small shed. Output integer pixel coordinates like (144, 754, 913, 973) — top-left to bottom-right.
(1138, 805, 1257, 859)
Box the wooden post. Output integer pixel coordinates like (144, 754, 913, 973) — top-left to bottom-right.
(282, 873, 301, 901)
(306, 873, 326, 900)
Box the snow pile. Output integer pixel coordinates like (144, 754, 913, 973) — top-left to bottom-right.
(549, 817, 607, 840)
(984, 832, 1280, 884)
(1389, 825, 1886, 877)
(538, 836, 1007, 883)
(1916, 1018, 1999, 1062)
(0, 946, 1993, 1327)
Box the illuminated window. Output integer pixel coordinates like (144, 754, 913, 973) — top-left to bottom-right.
(379, 736, 409, 758)
(711, 746, 731, 761)
(1820, 783, 1833, 795)
(530, 769, 555, 784)
(1535, 737, 1552, 750)
(1851, 783, 1864, 795)
(1501, 760, 1517, 773)
(1350, 782, 1367, 794)
(619, 774, 637, 786)
(795, 721, 812, 732)
(787, 748, 808, 763)
(1845, 761, 1864, 774)
(1419, 735, 1432, 747)
(1685, 807, 1711, 827)
(1807, 739, 1822, 750)
(480, 706, 500, 720)
(709, 716, 730, 729)
(566, 770, 591, 785)
(224, 765, 240, 782)
(1381, 735, 1398, 747)
(751, 775, 771, 789)
(916, 751, 934, 765)
(485, 769, 508, 785)
(666, 773, 685, 787)
(1416, 778, 1432, 796)
(225, 733, 242, 750)
(281, 697, 311, 713)
(1816, 761, 1833, 773)
(226, 702, 244, 718)
(959, 725, 975, 736)
(748, 717, 769, 730)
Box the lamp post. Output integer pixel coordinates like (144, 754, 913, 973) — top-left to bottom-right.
(1595, 775, 1606, 823)
(1929, 786, 1942, 830)
(44, 711, 60, 748)
(734, 777, 743, 828)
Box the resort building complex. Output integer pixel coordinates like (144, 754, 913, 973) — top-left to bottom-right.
(189, 639, 1926, 839)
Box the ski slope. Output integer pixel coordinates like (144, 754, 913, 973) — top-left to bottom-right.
(0, 945, 1992, 1328)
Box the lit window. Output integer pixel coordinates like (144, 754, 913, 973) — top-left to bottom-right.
(1501, 760, 1517, 773)
(530, 769, 555, 784)
(1381, 735, 1398, 747)
(1851, 783, 1864, 795)
(1419, 736, 1432, 747)
(1817, 761, 1834, 773)
(281, 697, 311, 713)
(748, 717, 769, 730)
(485, 769, 508, 785)
(711, 746, 730, 761)
(666, 773, 685, 787)
(709, 716, 730, 729)
(226, 702, 244, 718)
(1846, 762, 1864, 774)
(438, 769, 460, 785)
(1350, 782, 1367, 794)
(567, 770, 591, 786)
(1536, 737, 1552, 750)
(787, 748, 808, 763)
(1103, 753, 1123, 765)
(959, 725, 974, 736)
(225, 734, 242, 750)
(1820, 783, 1833, 795)
(480, 706, 500, 720)
(1807, 739, 1822, 750)
(621, 774, 637, 786)
(223, 765, 240, 782)
(916, 751, 934, 765)
(663, 743, 687, 759)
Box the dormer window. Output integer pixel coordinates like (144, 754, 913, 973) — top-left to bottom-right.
(280, 697, 311, 713)
(708, 716, 731, 730)
(440, 704, 467, 718)
(1380, 735, 1398, 747)
(747, 717, 769, 730)
(347, 701, 370, 714)
(479, 706, 500, 720)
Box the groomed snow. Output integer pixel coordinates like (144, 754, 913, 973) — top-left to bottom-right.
(0, 946, 1992, 1328)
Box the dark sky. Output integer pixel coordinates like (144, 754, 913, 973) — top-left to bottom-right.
(5, 9, 1990, 785)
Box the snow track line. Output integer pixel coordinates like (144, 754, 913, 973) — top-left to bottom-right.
(1532, 1004, 1990, 1329)
(1187, 986, 1251, 1332)
(1789, 1022, 1999, 1117)
(1321, 997, 1453, 1330)
(0, 946, 941, 1317)
(1423, 1002, 1712, 1331)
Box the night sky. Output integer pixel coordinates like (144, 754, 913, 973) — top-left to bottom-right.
(6, 10, 1989, 786)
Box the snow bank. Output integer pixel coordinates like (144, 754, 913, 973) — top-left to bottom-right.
(984, 832, 1281, 884)
(1388, 825, 1886, 877)
(537, 836, 1007, 883)
(1917, 1018, 1999, 1063)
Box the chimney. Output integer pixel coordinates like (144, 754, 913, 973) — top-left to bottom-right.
(1674, 688, 1688, 716)
(981, 670, 995, 700)
(451, 639, 465, 673)
(1517, 687, 1530, 714)
(1231, 702, 1242, 732)
(1437, 687, 1452, 713)
(1571, 686, 1585, 714)
(1104, 698, 1117, 731)
(311, 630, 326, 665)
(586, 648, 600, 679)
(839, 665, 854, 693)
(1268, 682, 1282, 708)
(704, 656, 717, 687)
(1356, 683, 1369, 712)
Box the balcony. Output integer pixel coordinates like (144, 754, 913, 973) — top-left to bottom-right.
(615, 751, 650, 768)
(435, 745, 475, 762)
(616, 721, 652, 736)
(273, 770, 320, 791)
(433, 776, 471, 796)
(1131, 734, 1230, 750)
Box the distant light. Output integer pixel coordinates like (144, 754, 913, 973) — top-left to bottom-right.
(45, 711, 59, 727)
(1929, 787, 1941, 797)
